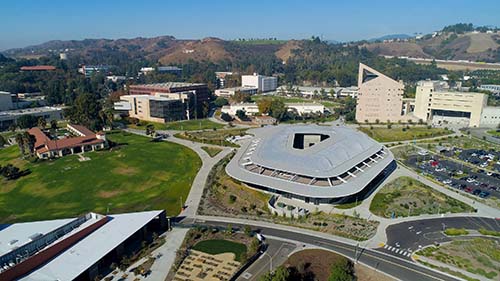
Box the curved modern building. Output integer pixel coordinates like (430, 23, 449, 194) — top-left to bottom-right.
(226, 125, 395, 204)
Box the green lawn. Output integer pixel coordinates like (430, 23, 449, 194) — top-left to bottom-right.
(175, 128, 248, 147)
(192, 239, 247, 261)
(250, 95, 341, 108)
(359, 126, 453, 142)
(370, 177, 474, 218)
(201, 146, 223, 157)
(0, 131, 201, 223)
(487, 130, 500, 137)
(129, 119, 225, 131)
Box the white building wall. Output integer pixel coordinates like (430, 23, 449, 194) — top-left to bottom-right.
(0, 91, 13, 111)
(480, 107, 500, 128)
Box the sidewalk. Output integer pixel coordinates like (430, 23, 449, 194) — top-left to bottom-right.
(102, 228, 189, 281)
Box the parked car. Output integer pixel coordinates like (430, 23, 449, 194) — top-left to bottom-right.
(479, 191, 490, 198)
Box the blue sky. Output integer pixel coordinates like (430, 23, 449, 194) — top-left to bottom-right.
(1, 0, 499, 51)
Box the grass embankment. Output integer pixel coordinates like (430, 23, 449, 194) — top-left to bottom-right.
(192, 239, 247, 262)
(359, 126, 453, 142)
(370, 177, 474, 218)
(0, 131, 201, 223)
(444, 228, 469, 236)
(129, 119, 225, 131)
(175, 128, 248, 147)
(417, 238, 499, 280)
(487, 130, 500, 137)
(201, 146, 223, 157)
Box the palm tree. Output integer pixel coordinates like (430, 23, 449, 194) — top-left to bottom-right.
(50, 120, 58, 130)
(15, 133, 25, 155)
(37, 117, 47, 129)
(23, 132, 36, 157)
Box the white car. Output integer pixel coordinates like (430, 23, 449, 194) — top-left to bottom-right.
(435, 167, 446, 172)
(467, 178, 475, 183)
(457, 170, 464, 175)
(443, 179, 452, 185)
(486, 172, 493, 176)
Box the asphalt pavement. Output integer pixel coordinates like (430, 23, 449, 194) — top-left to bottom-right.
(180, 218, 460, 281)
(383, 217, 500, 255)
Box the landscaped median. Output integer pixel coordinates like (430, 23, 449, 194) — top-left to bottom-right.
(201, 146, 223, 157)
(198, 153, 379, 241)
(175, 128, 249, 147)
(415, 238, 499, 280)
(358, 126, 453, 142)
(369, 176, 475, 218)
(167, 227, 260, 280)
(0, 131, 201, 223)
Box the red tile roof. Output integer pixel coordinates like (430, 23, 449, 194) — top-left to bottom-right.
(27, 125, 104, 155)
(20, 65, 56, 71)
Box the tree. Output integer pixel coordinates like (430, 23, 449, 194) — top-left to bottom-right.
(232, 91, 251, 103)
(64, 92, 103, 130)
(0, 135, 5, 147)
(214, 97, 229, 107)
(260, 266, 290, 281)
(220, 112, 233, 122)
(236, 110, 247, 120)
(37, 117, 47, 129)
(257, 98, 273, 114)
(23, 132, 36, 157)
(145, 124, 155, 136)
(15, 133, 25, 155)
(50, 119, 58, 130)
(16, 115, 37, 129)
(269, 99, 287, 120)
(243, 225, 252, 237)
(328, 258, 355, 281)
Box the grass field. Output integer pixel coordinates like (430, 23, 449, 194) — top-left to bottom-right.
(359, 126, 453, 142)
(192, 239, 247, 262)
(129, 119, 225, 131)
(419, 136, 500, 150)
(0, 131, 201, 223)
(201, 146, 223, 157)
(416, 238, 499, 280)
(370, 176, 474, 218)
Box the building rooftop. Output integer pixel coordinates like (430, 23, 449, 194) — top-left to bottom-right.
(129, 82, 206, 89)
(226, 125, 394, 198)
(0, 106, 63, 117)
(17, 210, 164, 281)
(20, 66, 56, 71)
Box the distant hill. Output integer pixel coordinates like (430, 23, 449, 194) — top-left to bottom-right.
(368, 34, 413, 42)
(364, 30, 500, 62)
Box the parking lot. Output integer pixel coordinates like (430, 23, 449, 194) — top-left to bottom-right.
(406, 154, 500, 200)
(440, 147, 500, 172)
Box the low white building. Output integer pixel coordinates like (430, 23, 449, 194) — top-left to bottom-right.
(215, 86, 258, 98)
(221, 102, 325, 116)
(277, 86, 336, 98)
(242, 73, 277, 92)
(221, 103, 259, 115)
(479, 84, 500, 94)
(480, 107, 500, 128)
(336, 86, 359, 99)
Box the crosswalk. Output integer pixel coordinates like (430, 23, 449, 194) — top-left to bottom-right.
(383, 244, 412, 258)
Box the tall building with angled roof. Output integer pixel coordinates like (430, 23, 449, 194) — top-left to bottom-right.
(355, 63, 408, 123)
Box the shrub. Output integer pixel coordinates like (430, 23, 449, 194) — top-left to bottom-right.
(444, 228, 469, 236)
(228, 194, 237, 204)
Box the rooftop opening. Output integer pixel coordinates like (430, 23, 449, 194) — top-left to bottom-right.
(292, 133, 330, 149)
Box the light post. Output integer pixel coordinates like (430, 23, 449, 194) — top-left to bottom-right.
(106, 203, 112, 214)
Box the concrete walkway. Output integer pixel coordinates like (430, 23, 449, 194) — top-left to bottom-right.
(102, 228, 189, 281)
(469, 128, 500, 145)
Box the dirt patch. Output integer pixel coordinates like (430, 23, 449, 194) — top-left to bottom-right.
(112, 166, 139, 175)
(284, 249, 394, 281)
(97, 190, 124, 198)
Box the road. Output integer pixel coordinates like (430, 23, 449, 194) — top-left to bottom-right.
(384, 217, 500, 253)
(236, 238, 297, 281)
(179, 218, 459, 281)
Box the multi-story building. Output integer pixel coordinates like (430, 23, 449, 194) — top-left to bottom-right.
(221, 102, 325, 116)
(0, 91, 13, 111)
(480, 106, 500, 128)
(336, 86, 359, 99)
(214, 86, 258, 98)
(479, 84, 500, 94)
(242, 73, 278, 92)
(78, 65, 110, 77)
(128, 82, 210, 119)
(0, 106, 64, 131)
(215, 71, 234, 88)
(117, 95, 185, 123)
(413, 80, 489, 127)
(157, 66, 182, 75)
(356, 63, 408, 123)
